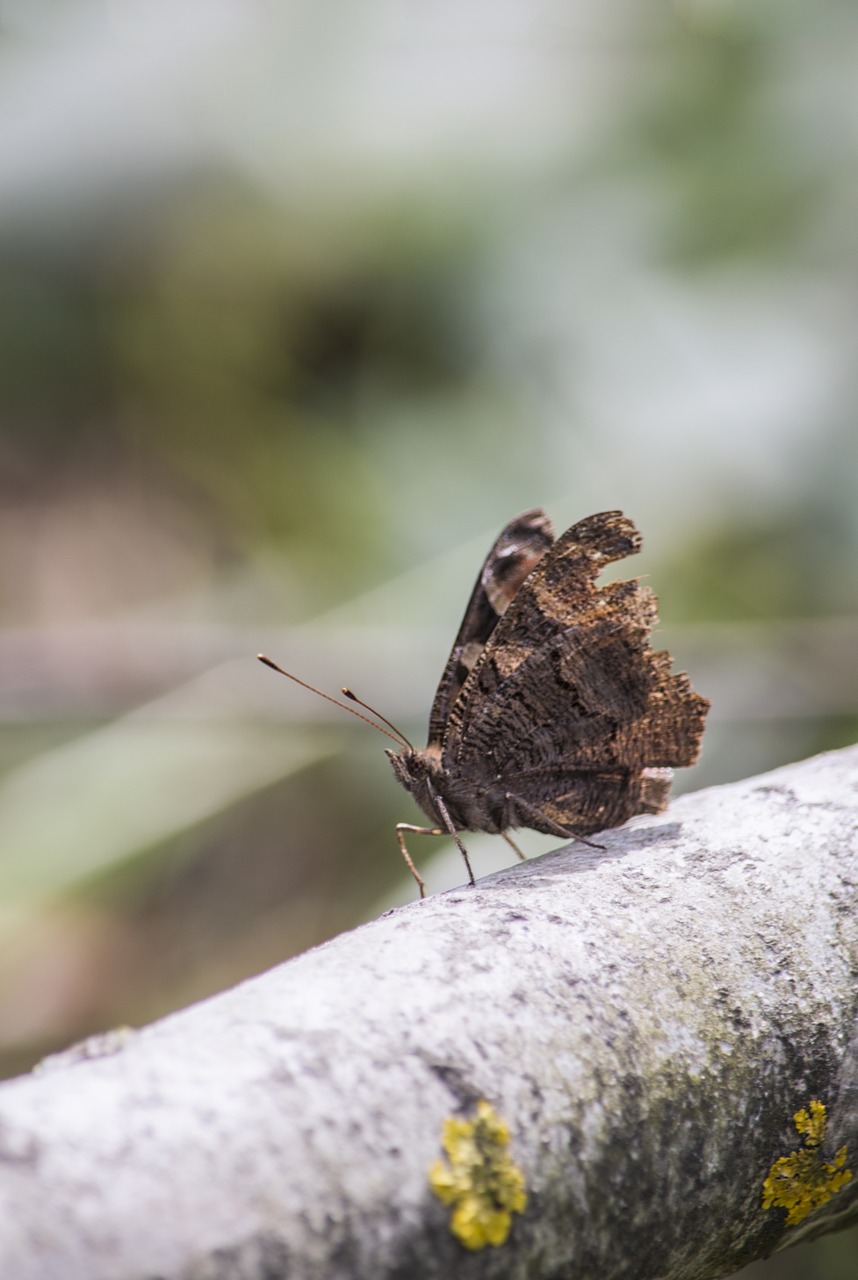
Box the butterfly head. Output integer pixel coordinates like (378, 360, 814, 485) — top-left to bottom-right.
(386, 744, 430, 788)
(387, 743, 470, 833)
(386, 741, 445, 800)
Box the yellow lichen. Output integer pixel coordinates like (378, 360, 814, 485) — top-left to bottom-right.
(429, 1099, 527, 1249)
(762, 1100, 852, 1226)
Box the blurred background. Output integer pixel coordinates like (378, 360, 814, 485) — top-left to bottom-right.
(1, 1, 857, 1272)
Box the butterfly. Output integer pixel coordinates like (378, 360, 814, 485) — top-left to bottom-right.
(260, 509, 709, 897)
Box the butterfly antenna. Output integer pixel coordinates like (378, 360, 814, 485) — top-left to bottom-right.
(257, 655, 411, 750)
(341, 688, 414, 752)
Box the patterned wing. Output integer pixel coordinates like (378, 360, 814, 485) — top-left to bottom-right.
(442, 510, 708, 832)
(426, 508, 554, 750)
(501, 766, 675, 836)
(441, 511, 643, 755)
(455, 588, 707, 772)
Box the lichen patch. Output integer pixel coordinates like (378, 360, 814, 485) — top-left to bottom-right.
(762, 1100, 852, 1226)
(429, 1099, 527, 1249)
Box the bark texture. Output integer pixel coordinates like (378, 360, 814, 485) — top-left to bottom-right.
(1, 746, 858, 1280)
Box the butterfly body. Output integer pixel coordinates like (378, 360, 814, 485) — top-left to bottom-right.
(387, 745, 519, 835)
(388, 508, 709, 894)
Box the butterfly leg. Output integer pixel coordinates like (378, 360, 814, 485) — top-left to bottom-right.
(395, 824, 442, 899)
(501, 831, 527, 861)
(427, 789, 477, 890)
(396, 791, 477, 898)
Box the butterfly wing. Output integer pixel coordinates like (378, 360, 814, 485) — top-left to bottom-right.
(453, 621, 707, 832)
(494, 766, 675, 836)
(426, 508, 555, 750)
(441, 510, 708, 832)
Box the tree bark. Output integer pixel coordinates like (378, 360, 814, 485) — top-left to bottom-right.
(1, 746, 857, 1280)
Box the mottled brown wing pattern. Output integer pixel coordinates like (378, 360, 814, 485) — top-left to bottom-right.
(454, 607, 705, 774)
(498, 766, 675, 837)
(426, 508, 554, 750)
(441, 511, 643, 750)
(441, 510, 708, 828)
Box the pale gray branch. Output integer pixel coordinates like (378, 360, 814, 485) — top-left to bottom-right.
(1, 746, 858, 1280)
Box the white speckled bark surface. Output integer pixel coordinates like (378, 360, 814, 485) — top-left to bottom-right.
(1, 746, 857, 1279)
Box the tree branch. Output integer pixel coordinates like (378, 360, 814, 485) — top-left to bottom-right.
(1, 746, 857, 1280)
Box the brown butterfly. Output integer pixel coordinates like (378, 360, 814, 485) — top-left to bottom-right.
(260, 509, 709, 897)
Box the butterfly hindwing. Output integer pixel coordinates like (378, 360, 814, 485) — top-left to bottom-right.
(452, 606, 659, 773)
(500, 766, 675, 837)
(453, 604, 706, 774)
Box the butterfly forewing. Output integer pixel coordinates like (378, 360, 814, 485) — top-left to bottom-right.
(426, 508, 554, 750)
(441, 512, 644, 755)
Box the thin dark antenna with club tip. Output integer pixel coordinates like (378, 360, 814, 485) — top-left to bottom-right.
(257, 654, 413, 751)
